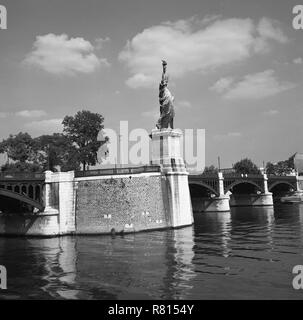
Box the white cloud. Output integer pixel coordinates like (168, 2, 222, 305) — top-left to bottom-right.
(264, 109, 279, 116)
(254, 17, 288, 53)
(293, 57, 303, 64)
(95, 37, 110, 49)
(24, 34, 109, 75)
(125, 73, 155, 89)
(119, 16, 288, 88)
(211, 70, 295, 100)
(177, 100, 192, 108)
(15, 110, 47, 118)
(213, 132, 242, 141)
(24, 118, 62, 133)
(210, 77, 234, 93)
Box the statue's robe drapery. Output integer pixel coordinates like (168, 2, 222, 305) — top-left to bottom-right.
(156, 73, 175, 129)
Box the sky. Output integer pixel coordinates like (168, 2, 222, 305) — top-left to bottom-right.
(0, 0, 303, 169)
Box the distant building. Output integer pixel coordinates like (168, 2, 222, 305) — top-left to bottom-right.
(220, 168, 235, 174)
(292, 152, 303, 175)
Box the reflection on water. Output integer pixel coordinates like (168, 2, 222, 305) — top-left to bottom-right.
(0, 204, 303, 299)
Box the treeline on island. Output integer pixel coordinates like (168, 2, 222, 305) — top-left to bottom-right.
(203, 157, 296, 176)
(0, 110, 108, 173)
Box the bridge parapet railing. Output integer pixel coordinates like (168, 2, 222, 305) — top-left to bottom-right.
(75, 165, 161, 178)
(191, 173, 265, 179)
(267, 175, 297, 180)
(198, 173, 218, 179)
(222, 173, 264, 179)
(0, 172, 45, 181)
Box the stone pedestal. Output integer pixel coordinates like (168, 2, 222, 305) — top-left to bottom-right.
(203, 196, 231, 212)
(151, 128, 193, 228)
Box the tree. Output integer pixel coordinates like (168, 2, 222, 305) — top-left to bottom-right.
(1, 162, 41, 173)
(62, 110, 108, 171)
(0, 132, 36, 163)
(203, 165, 218, 175)
(265, 162, 276, 175)
(0, 132, 81, 173)
(233, 158, 261, 174)
(34, 134, 80, 172)
(265, 157, 295, 176)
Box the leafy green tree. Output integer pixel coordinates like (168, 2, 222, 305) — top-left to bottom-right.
(1, 162, 41, 173)
(274, 160, 293, 176)
(233, 158, 261, 174)
(265, 162, 276, 175)
(62, 110, 108, 171)
(0, 132, 36, 163)
(203, 165, 218, 174)
(34, 133, 80, 172)
(0, 133, 80, 173)
(266, 157, 295, 176)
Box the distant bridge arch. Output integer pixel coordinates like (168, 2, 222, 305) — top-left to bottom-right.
(188, 181, 219, 197)
(225, 180, 264, 194)
(0, 188, 44, 211)
(268, 181, 296, 192)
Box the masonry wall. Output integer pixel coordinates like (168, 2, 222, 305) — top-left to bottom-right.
(75, 173, 168, 234)
(0, 212, 59, 236)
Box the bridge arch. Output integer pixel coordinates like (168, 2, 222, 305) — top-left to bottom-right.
(0, 188, 44, 211)
(268, 181, 296, 192)
(225, 180, 264, 194)
(188, 182, 219, 197)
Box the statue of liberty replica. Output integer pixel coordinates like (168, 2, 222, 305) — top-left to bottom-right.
(150, 59, 185, 172)
(150, 60, 193, 228)
(156, 60, 175, 129)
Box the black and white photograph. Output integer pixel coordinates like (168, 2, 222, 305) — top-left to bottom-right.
(0, 0, 303, 305)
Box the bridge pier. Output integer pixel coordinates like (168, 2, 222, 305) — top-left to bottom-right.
(203, 172, 230, 212)
(44, 171, 76, 235)
(201, 196, 230, 212)
(255, 174, 273, 206)
(229, 193, 273, 207)
(151, 128, 193, 228)
(44, 171, 59, 215)
(296, 174, 303, 191)
(229, 174, 273, 207)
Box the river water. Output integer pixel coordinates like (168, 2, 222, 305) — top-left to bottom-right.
(0, 204, 303, 300)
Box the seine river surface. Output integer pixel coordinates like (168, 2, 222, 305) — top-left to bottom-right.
(0, 204, 303, 300)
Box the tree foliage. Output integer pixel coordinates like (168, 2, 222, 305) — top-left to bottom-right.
(62, 110, 108, 171)
(203, 165, 218, 174)
(0, 133, 80, 172)
(0, 132, 36, 163)
(265, 157, 295, 176)
(34, 133, 80, 172)
(0, 110, 108, 173)
(233, 158, 261, 174)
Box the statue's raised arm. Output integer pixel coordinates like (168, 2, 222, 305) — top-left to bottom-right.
(161, 60, 168, 82)
(156, 60, 175, 130)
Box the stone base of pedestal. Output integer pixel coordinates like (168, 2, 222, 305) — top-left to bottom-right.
(151, 128, 185, 171)
(151, 128, 193, 228)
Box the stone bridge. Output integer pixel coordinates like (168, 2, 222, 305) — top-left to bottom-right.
(189, 172, 300, 212)
(0, 172, 45, 211)
(0, 161, 192, 236)
(0, 167, 302, 235)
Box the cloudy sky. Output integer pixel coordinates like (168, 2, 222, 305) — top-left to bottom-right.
(0, 0, 302, 168)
